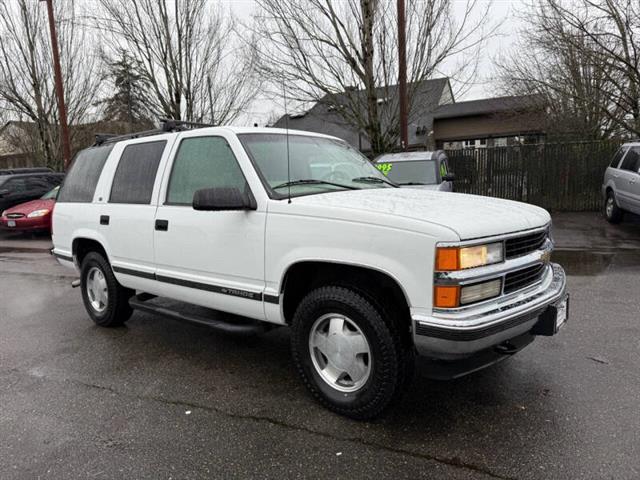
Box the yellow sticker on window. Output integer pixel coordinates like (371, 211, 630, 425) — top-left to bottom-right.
(376, 163, 392, 176)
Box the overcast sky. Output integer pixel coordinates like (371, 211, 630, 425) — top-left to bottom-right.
(225, 0, 526, 126)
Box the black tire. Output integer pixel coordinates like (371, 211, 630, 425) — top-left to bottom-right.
(604, 191, 623, 224)
(80, 251, 133, 327)
(290, 285, 413, 420)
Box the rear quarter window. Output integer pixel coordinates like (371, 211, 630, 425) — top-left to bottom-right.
(609, 147, 628, 168)
(109, 141, 166, 204)
(57, 145, 114, 203)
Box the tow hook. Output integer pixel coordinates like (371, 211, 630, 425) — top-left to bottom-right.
(494, 340, 519, 355)
(71, 279, 81, 288)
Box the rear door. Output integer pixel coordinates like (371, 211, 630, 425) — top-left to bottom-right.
(152, 132, 266, 320)
(98, 139, 171, 287)
(617, 147, 640, 212)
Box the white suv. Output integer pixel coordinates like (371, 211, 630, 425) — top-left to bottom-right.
(52, 122, 568, 419)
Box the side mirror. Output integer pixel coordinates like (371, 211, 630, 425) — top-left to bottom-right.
(0, 189, 8, 198)
(192, 187, 257, 211)
(442, 173, 456, 182)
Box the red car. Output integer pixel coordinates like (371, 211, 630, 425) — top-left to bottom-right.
(0, 186, 59, 233)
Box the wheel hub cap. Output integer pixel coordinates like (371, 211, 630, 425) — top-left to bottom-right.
(309, 314, 371, 392)
(606, 197, 614, 217)
(86, 267, 108, 313)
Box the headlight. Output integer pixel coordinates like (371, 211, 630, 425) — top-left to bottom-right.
(27, 209, 50, 218)
(436, 242, 504, 271)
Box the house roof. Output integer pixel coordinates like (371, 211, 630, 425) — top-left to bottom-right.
(433, 95, 544, 120)
(272, 78, 452, 148)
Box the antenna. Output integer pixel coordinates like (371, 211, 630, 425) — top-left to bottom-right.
(282, 81, 292, 204)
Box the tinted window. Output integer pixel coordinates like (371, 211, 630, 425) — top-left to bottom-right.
(2, 177, 27, 192)
(58, 145, 114, 203)
(610, 147, 627, 168)
(166, 137, 247, 205)
(110, 141, 166, 204)
(25, 176, 50, 191)
(620, 147, 640, 173)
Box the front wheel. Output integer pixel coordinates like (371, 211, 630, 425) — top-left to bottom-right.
(604, 191, 623, 223)
(290, 285, 412, 420)
(80, 251, 133, 327)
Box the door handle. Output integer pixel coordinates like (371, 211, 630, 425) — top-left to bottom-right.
(155, 219, 169, 231)
(100, 215, 110, 225)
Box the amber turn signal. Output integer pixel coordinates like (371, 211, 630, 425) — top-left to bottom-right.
(434, 285, 460, 308)
(435, 247, 459, 271)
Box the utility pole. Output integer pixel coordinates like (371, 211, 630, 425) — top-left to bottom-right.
(397, 0, 408, 150)
(41, 0, 72, 170)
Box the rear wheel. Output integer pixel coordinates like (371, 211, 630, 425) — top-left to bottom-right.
(80, 251, 133, 327)
(291, 285, 412, 420)
(604, 191, 623, 223)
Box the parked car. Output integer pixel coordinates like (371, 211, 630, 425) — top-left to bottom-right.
(0, 167, 53, 176)
(0, 186, 59, 233)
(0, 171, 64, 212)
(602, 142, 640, 223)
(374, 150, 454, 190)
(52, 123, 568, 419)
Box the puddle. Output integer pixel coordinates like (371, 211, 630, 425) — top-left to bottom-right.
(553, 250, 615, 276)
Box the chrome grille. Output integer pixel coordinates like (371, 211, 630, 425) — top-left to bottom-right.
(505, 230, 547, 259)
(504, 264, 545, 294)
(6, 213, 24, 219)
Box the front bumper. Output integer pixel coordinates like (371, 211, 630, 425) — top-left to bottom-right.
(413, 263, 567, 359)
(0, 216, 51, 232)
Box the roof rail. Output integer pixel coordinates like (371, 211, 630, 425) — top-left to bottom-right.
(93, 118, 215, 146)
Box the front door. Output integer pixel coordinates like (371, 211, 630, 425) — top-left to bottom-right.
(153, 134, 266, 320)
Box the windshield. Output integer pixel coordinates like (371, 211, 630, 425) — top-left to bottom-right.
(239, 133, 392, 197)
(41, 186, 60, 200)
(376, 160, 438, 185)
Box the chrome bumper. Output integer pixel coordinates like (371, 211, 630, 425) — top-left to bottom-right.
(413, 263, 567, 359)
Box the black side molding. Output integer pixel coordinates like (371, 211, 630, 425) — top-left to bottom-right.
(111, 265, 278, 304)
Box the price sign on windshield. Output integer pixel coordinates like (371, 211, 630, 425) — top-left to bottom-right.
(376, 163, 393, 176)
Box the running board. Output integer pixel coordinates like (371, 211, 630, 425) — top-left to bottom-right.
(129, 295, 270, 334)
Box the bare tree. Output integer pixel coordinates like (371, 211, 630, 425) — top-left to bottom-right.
(500, 0, 640, 139)
(497, 1, 623, 139)
(0, 0, 100, 169)
(95, 0, 259, 125)
(251, 0, 495, 154)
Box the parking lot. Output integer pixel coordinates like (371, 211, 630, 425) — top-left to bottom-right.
(1, 213, 639, 479)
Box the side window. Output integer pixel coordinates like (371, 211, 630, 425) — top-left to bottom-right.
(166, 136, 247, 205)
(110, 141, 166, 204)
(58, 145, 114, 203)
(619, 147, 640, 173)
(26, 176, 49, 191)
(7, 178, 27, 192)
(610, 147, 628, 168)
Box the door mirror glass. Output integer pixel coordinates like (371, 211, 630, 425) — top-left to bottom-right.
(442, 173, 455, 182)
(192, 187, 256, 211)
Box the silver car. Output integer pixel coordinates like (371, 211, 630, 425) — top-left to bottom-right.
(375, 151, 454, 191)
(602, 143, 640, 223)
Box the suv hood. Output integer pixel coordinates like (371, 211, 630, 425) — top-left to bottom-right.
(294, 188, 550, 240)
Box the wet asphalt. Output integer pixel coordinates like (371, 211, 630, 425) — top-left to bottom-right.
(1, 215, 639, 479)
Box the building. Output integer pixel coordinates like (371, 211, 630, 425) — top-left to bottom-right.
(432, 95, 546, 149)
(272, 80, 546, 152)
(273, 78, 453, 151)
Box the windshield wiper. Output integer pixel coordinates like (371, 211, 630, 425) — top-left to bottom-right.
(397, 181, 429, 186)
(352, 176, 399, 188)
(273, 179, 359, 190)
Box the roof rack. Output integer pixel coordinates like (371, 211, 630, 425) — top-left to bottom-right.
(94, 118, 215, 146)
